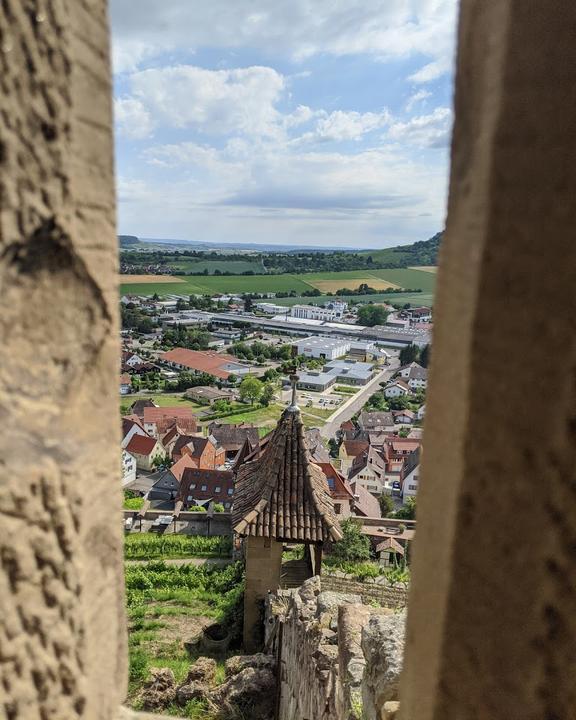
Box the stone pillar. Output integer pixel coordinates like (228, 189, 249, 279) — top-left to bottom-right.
(401, 1, 576, 719)
(243, 536, 283, 652)
(0, 2, 126, 719)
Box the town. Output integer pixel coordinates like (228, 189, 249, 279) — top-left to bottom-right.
(119, 286, 431, 716)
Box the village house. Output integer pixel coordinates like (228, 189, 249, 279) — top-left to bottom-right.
(383, 379, 411, 398)
(338, 438, 369, 475)
(417, 404, 426, 421)
(207, 422, 260, 460)
(398, 362, 428, 391)
(402, 464, 420, 503)
(173, 435, 226, 469)
(349, 481, 382, 518)
(121, 449, 136, 485)
(121, 415, 148, 449)
(177, 468, 235, 510)
(129, 398, 158, 418)
(399, 306, 432, 323)
(314, 462, 355, 518)
(184, 385, 236, 405)
(121, 350, 145, 369)
(392, 409, 417, 425)
(358, 410, 395, 433)
(160, 347, 251, 381)
(348, 446, 388, 496)
(124, 433, 165, 471)
(142, 406, 198, 437)
(119, 373, 131, 395)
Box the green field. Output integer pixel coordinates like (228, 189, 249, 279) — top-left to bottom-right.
(120, 272, 315, 297)
(121, 394, 203, 410)
(120, 267, 435, 306)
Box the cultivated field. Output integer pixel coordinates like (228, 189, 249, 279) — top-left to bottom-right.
(121, 274, 186, 284)
(409, 265, 438, 273)
(120, 266, 436, 305)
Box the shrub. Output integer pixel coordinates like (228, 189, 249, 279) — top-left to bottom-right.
(330, 518, 371, 562)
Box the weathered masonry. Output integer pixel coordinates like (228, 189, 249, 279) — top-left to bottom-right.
(1, 1, 576, 719)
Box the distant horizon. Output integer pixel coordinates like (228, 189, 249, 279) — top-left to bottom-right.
(112, 1, 456, 248)
(121, 232, 440, 253)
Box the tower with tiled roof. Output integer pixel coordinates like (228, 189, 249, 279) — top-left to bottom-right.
(233, 376, 341, 650)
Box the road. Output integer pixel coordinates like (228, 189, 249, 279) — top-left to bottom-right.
(319, 359, 400, 439)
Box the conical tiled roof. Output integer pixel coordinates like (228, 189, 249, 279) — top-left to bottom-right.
(232, 405, 342, 543)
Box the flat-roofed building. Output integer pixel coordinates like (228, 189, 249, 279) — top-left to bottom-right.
(294, 336, 350, 360)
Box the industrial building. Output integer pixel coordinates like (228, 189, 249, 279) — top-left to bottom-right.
(294, 336, 350, 360)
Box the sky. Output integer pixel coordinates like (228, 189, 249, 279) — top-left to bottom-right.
(110, 0, 458, 249)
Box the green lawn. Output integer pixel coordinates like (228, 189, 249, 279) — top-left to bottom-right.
(123, 394, 203, 409)
(205, 403, 284, 428)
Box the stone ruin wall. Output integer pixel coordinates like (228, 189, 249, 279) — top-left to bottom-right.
(321, 574, 409, 608)
(266, 577, 406, 720)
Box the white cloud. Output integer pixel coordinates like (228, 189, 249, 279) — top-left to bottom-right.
(110, 0, 457, 80)
(116, 65, 285, 139)
(406, 89, 432, 112)
(114, 97, 153, 139)
(313, 110, 392, 142)
(117, 142, 447, 246)
(409, 58, 452, 84)
(388, 107, 453, 148)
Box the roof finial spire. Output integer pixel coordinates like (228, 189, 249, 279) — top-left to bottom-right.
(288, 374, 300, 412)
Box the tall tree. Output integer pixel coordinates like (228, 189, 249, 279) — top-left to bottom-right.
(239, 376, 263, 405)
(399, 344, 419, 365)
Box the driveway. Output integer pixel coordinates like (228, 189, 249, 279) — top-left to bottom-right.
(319, 359, 400, 439)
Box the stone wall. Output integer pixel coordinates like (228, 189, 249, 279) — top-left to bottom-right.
(0, 2, 126, 719)
(321, 574, 409, 608)
(267, 578, 405, 720)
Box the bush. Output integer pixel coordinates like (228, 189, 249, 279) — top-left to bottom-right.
(330, 518, 371, 562)
(213, 503, 225, 512)
(124, 496, 144, 510)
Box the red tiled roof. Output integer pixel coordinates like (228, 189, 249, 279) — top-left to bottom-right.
(125, 434, 158, 456)
(342, 440, 369, 457)
(143, 407, 198, 435)
(178, 469, 235, 503)
(161, 348, 237, 379)
(120, 373, 131, 385)
(170, 454, 198, 482)
(350, 482, 382, 518)
(315, 462, 354, 500)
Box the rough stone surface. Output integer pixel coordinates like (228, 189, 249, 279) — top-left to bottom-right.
(184, 657, 217, 685)
(298, 575, 321, 603)
(0, 2, 124, 720)
(267, 580, 406, 720)
(400, 2, 576, 720)
(210, 666, 276, 720)
(361, 611, 405, 718)
(140, 668, 177, 711)
(316, 590, 361, 615)
(225, 653, 276, 678)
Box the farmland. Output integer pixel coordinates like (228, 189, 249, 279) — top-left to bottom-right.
(120, 266, 435, 302)
(120, 273, 315, 297)
(121, 275, 187, 284)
